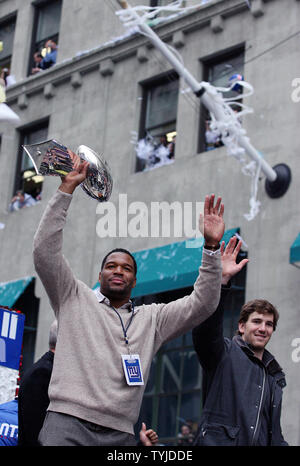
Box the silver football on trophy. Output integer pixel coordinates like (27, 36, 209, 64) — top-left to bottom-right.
(22, 139, 113, 202)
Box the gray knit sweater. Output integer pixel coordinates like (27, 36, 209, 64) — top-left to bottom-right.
(33, 190, 222, 435)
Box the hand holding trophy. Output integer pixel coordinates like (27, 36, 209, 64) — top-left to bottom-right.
(22, 139, 113, 201)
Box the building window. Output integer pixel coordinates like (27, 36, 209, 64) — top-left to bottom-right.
(149, 1, 175, 7)
(13, 120, 48, 201)
(0, 14, 16, 81)
(198, 47, 245, 153)
(136, 72, 178, 172)
(134, 248, 247, 445)
(29, 0, 62, 75)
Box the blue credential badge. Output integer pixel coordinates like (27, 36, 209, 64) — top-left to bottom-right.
(121, 354, 144, 386)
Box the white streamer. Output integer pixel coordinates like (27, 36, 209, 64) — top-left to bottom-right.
(116, 1, 202, 29)
(201, 79, 261, 219)
(134, 135, 174, 171)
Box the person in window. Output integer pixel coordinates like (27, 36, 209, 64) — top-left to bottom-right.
(177, 424, 194, 446)
(41, 40, 57, 70)
(158, 134, 168, 148)
(192, 236, 288, 446)
(152, 134, 173, 168)
(0, 68, 15, 87)
(9, 190, 37, 212)
(32, 52, 44, 74)
(33, 153, 225, 446)
(0, 73, 6, 102)
(0, 68, 9, 86)
(32, 40, 57, 75)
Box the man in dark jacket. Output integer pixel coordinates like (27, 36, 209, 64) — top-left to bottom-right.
(192, 236, 288, 446)
(18, 320, 57, 446)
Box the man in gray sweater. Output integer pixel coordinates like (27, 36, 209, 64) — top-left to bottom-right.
(34, 154, 225, 446)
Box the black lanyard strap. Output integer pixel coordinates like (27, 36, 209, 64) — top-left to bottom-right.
(112, 304, 135, 345)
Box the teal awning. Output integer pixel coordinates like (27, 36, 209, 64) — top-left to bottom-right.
(94, 228, 239, 298)
(290, 233, 300, 266)
(0, 277, 34, 308)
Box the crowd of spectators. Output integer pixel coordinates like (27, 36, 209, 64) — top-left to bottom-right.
(177, 422, 196, 446)
(8, 190, 39, 212)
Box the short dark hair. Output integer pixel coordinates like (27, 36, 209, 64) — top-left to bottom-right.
(237, 299, 279, 335)
(101, 248, 137, 276)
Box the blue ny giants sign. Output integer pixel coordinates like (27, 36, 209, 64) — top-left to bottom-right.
(0, 308, 25, 370)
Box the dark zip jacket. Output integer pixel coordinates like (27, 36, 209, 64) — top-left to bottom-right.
(192, 287, 288, 446)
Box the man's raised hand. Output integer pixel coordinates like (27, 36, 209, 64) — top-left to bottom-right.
(221, 236, 249, 285)
(59, 150, 89, 195)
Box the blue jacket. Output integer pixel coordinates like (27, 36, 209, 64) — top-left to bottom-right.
(192, 287, 288, 446)
(0, 399, 18, 446)
(41, 50, 57, 70)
